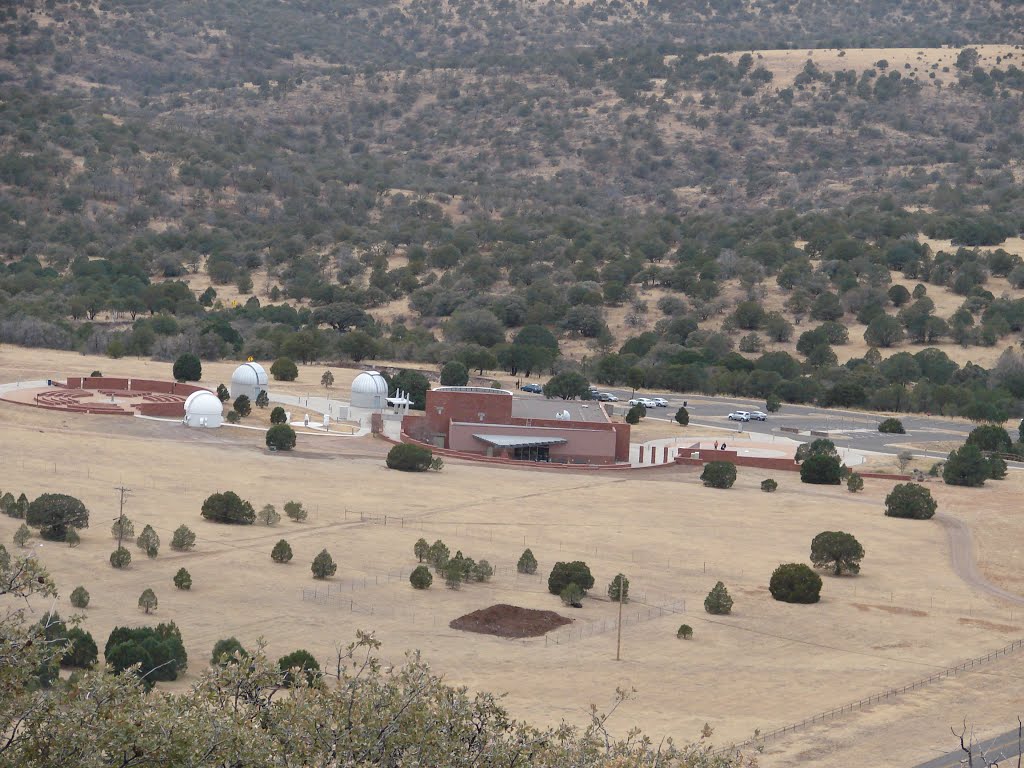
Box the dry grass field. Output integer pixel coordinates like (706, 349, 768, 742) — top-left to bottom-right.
(722, 45, 1024, 89)
(1, 345, 1023, 765)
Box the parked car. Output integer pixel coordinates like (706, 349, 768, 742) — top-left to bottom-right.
(727, 411, 751, 421)
(750, 411, 768, 421)
(651, 397, 668, 407)
(520, 383, 543, 394)
(598, 392, 618, 402)
(630, 398, 657, 408)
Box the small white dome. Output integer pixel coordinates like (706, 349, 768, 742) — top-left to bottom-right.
(231, 363, 269, 387)
(352, 371, 389, 396)
(184, 390, 223, 417)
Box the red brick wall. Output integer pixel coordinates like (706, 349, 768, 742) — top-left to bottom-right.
(83, 376, 128, 390)
(425, 389, 513, 437)
(135, 402, 187, 417)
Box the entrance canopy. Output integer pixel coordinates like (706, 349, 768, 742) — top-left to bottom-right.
(472, 434, 568, 449)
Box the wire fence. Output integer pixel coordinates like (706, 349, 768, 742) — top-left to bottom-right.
(542, 599, 687, 647)
(716, 637, 1024, 754)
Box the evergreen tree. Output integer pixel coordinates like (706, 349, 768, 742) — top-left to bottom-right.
(704, 582, 733, 615)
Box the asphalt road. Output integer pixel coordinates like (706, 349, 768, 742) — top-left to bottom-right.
(915, 726, 1023, 768)
(539, 387, 1012, 460)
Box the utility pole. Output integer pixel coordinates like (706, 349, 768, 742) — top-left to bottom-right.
(615, 578, 624, 662)
(113, 485, 131, 549)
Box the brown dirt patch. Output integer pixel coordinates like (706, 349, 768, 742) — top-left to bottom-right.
(958, 617, 1020, 633)
(852, 603, 928, 617)
(450, 604, 572, 638)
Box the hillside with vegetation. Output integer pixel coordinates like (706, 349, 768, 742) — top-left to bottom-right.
(2, 1, 1024, 420)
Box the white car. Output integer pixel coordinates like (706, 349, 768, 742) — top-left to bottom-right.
(651, 397, 668, 407)
(727, 411, 751, 421)
(750, 411, 768, 421)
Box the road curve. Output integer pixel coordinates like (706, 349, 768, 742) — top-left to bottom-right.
(936, 512, 1024, 606)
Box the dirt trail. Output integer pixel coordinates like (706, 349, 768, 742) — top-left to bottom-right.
(937, 513, 1024, 607)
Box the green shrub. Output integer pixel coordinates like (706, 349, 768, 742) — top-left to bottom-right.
(701, 461, 736, 489)
(988, 455, 1008, 480)
(284, 501, 307, 522)
(607, 573, 629, 602)
(943, 444, 990, 487)
(800, 455, 842, 485)
(70, 586, 90, 609)
(270, 357, 299, 382)
(226, 410, 240, 424)
(278, 649, 320, 687)
(878, 417, 905, 434)
(410, 565, 433, 589)
(138, 588, 158, 614)
(233, 395, 251, 417)
(760, 479, 778, 493)
(427, 540, 450, 569)
(847, 473, 864, 492)
(885, 484, 937, 519)
(211, 637, 248, 666)
(625, 404, 644, 424)
(173, 568, 192, 590)
(674, 406, 689, 425)
(677, 624, 693, 640)
(216, 384, 230, 402)
(704, 581, 733, 615)
(271, 539, 292, 563)
(270, 406, 288, 424)
(201, 491, 255, 525)
(266, 424, 297, 451)
(810, 531, 865, 576)
(105, 623, 187, 689)
(171, 525, 196, 551)
(62, 627, 98, 669)
(560, 583, 584, 607)
(109, 547, 131, 569)
(26, 493, 89, 541)
(311, 549, 337, 579)
(517, 548, 538, 575)
(414, 538, 430, 562)
(172, 353, 202, 382)
(547, 561, 594, 596)
(386, 443, 433, 472)
(440, 361, 469, 386)
(470, 560, 494, 582)
(769, 563, 822, 604)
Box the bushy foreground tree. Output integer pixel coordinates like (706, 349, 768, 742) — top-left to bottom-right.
(26, 494, 89, 541)
(266, 424, 297, 451)
(885, 484, 937, 519)
(173, 353, 202, 382)
(201, 491, 255, 525)
(410, 565, 433, 589)
(607, 574, 629, 603)
(386, 443, 432, 472)
(700, 461, 736, 489)
(0, 549, 745, 766)
(799, 455, 842, 485)
(271, 539, 293, 563)
(810, 531, 864, 576)
(704, 582, 733, 615)
(547, 561, 594, 596)
(769, 563, 823, 604)
(517, 548, 538, 574)
(171, 525, 196, 551)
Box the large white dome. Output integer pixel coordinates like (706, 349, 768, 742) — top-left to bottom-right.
(350, 371, 389, 410)
(184, 390, 223, 416)
(230, 362, 269, 401)
(231, 362, 268, 387)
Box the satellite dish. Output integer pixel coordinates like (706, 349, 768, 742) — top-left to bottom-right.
(555, 410, 571, 421)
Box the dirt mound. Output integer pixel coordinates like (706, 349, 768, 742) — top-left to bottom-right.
(450, 604, 572, 638)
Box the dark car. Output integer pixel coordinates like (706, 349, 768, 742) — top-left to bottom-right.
(521, 383, 543, 394)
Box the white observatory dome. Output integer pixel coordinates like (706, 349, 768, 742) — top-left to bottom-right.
(230, 362, 269, 401)
(183, 390, 224, 428)
(350, 371, 389, 410)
